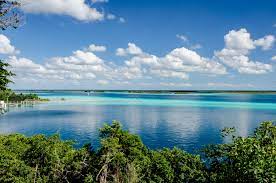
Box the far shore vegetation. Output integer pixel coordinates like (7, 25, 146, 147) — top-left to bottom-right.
(16, 89, 276, 95)
(0, 89, 48, 103)
(0, 121, 275, 183)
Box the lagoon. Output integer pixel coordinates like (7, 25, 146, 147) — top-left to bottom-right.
(0, 91, 276, 152)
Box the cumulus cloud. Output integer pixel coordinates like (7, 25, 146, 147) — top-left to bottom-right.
(87, 44, 106, 52)
(7, 28, 275, 89)
(224, 29, 255, 53)
(254, 35, 275, 50)
(0, 34, 18, 55)
(17, 0, 104, 22)
(116, 43, 143, 56)
(120, 43, 226, 81)
(215, 28, 273, 74)
(163, 47, 227, 74)
(9, 41, 228, 89)
(9, 49, 110, 83)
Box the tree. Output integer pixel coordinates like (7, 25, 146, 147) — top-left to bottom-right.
(0, 60, 14, 91)
(0, 1, 20, 91)
(204, 121, 276, 182)
(0, 121, 275, 182)
(0, 0, 21, 30)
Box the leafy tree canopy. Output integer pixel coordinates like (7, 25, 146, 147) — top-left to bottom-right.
(0, 121, 275, 183)
(0, 60, 14, 91)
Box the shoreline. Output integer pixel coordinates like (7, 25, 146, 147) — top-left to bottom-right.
(14, 89, 276, 95)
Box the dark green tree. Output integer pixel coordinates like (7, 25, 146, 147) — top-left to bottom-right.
(0, 1, 21, 91)
(0, 60, 14, 91)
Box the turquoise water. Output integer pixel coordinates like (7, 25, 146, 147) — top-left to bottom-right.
(0, 91, 276, 152)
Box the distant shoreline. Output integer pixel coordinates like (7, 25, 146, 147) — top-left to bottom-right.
(13, 90, 276, 95)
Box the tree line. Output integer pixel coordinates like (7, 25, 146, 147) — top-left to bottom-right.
(0, 121, 275, 183)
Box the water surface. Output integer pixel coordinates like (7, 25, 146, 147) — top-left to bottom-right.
(0, 91, 275, 152)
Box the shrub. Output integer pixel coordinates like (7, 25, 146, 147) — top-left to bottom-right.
(0, 121, 275, 182)
(204, 121, 276, 182)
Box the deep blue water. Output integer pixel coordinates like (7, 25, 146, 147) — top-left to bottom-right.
(0, 91, 276, 152)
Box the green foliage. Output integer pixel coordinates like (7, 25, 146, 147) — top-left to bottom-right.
(159, 148, 207, 182)
(96, 121, 150, 183)
(0, 134, 91, 183)
(0, 89, 47, 102)
(204, 121, 276, 182)
(0, 121, 275, 183)
(0, 60, 15, 91)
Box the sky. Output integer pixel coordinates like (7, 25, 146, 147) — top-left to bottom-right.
(1, 0, 276, 90)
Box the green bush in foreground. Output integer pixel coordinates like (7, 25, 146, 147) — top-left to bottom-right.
(0, 121, 275, 183)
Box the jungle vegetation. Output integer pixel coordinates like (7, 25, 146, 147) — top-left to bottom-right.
(0, 121, 275, 183)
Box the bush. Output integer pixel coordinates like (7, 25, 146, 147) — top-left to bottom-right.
(204, 121, 276, 182)
(0, 121, 275, 182)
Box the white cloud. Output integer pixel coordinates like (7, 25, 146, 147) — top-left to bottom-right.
(50, 50, 104, 66)
(87, 44, 106, 52)
(163, 47, 227, 74)
(224, 28, 255, 53)
(9, 41, 228, 89)
(150, 69, 189, 80)
(116, 43, 143, 56)
(254, 35, 275, 50)
(215, 49, 272, 74)
(271, 56, 276, 61)
(91, 0, 108, 3)
(215, 28, 273, 74)
(7, 28, 275, 89)
(120, 44, 226, 81)
(176, 34, 188, 42)
(9, 56, 45, 71)
(8, 49, 112, 83)
(17, 0, 104, 22)
(0, 34, 18, 55)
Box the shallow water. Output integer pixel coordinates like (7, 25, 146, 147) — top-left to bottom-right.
(0, 91, 276, 152)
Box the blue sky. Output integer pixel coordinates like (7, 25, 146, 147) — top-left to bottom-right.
(1, 0, 276, 90)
